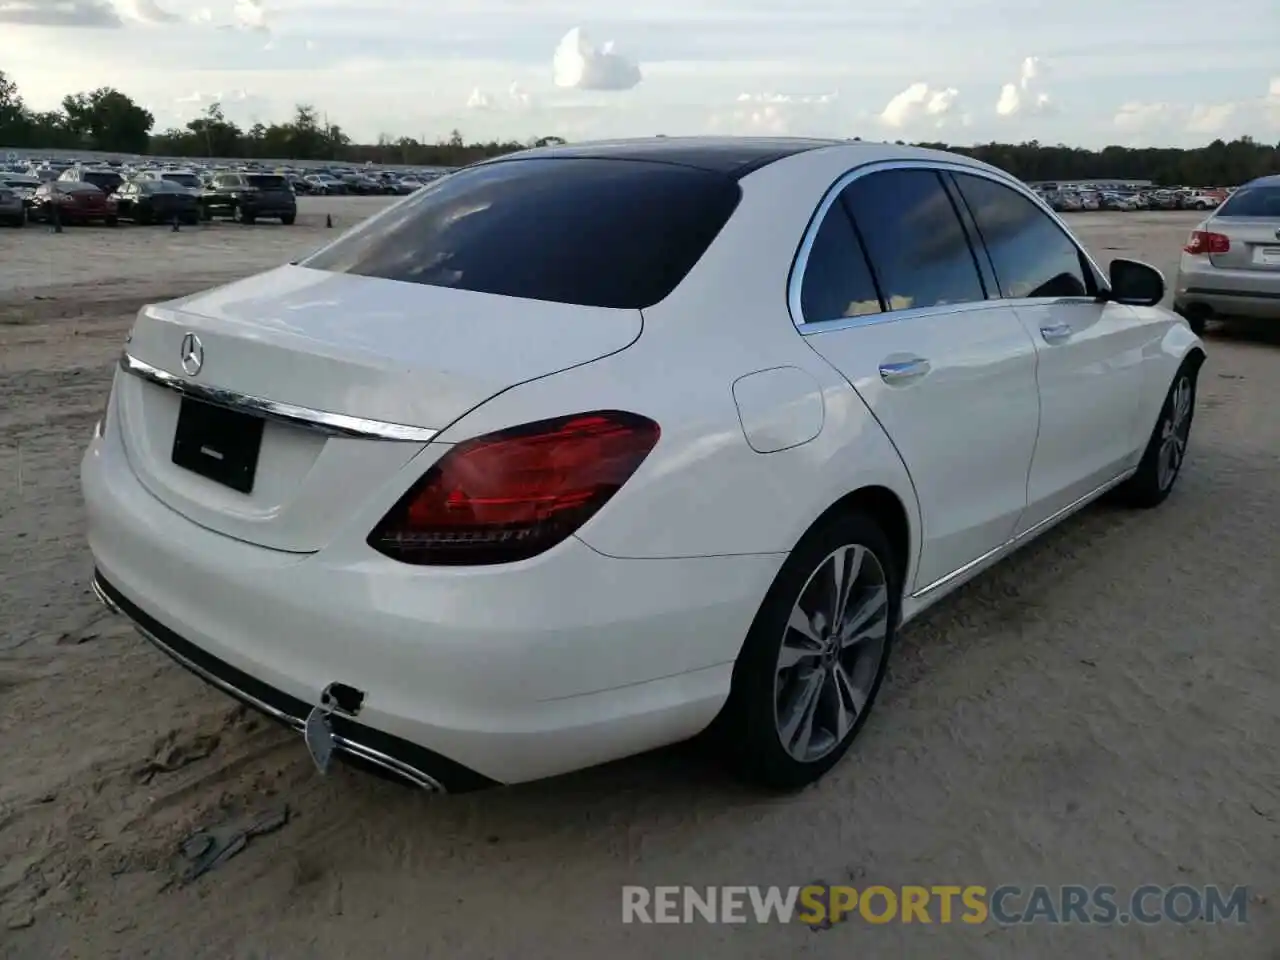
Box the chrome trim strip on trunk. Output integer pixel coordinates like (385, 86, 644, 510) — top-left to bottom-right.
(91, 577, 444, 791)
(118, 351, 438, 443)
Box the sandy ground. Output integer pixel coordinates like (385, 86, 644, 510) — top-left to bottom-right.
(1, 200, 1277, 960)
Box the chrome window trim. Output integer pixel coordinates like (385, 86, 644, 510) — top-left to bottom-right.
(118, 351, 438, 443)
(788, 158, 1111, 334)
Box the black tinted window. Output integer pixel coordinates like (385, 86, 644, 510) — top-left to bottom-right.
(952, 173, 1090, 299)
(1217, 185, 1280, 217)
(247, 175, 288, 189)
(799, 202, 882, 322)
(302, 158, 742, 309)
(842, 169, 985, 311)
(81, 171, 122, 191)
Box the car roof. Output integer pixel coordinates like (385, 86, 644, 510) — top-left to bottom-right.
(482, 136, 845, 178)
(1243, 174, 1280, 187)
(480, 136, 1014, 184)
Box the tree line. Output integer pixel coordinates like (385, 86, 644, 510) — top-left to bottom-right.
(2, 70, 1278, 184)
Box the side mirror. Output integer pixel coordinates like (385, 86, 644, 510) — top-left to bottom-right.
(1107, 258, 1165, 307)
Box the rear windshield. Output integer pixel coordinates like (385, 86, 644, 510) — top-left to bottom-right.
(81, 171, 123, 191)
(300, 157, 743, 309)
(161, 173, 201, 188)
(247, 175, 289, 189)
(1217, 185, 1280, 217)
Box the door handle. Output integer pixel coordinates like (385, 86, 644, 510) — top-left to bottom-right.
(1040, 322, 1073, 343)
(878, 358, 931, 384)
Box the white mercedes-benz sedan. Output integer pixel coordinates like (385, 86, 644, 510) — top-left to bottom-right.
(82, 138, 1205, 793)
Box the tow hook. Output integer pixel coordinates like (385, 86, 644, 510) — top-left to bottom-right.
(303, 682, 365, 775)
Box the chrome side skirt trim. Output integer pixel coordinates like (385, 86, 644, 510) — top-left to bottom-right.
(118, 351, 438, 443)
(910, 468, 1137, 601)
(91, 578, 444, 791)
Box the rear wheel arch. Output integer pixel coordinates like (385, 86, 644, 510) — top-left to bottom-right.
(803, 485, 912, 598)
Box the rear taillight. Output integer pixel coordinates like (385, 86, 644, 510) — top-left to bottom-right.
(368, 411, 660, 566)
(1184, 230, 1229, 255)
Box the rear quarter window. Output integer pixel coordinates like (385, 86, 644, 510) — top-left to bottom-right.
(300, 157, 743, 310)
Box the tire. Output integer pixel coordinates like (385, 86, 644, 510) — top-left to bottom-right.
(280, 213, 296, 225)
(717, 511, 900, 790)
(1114, 361, 1198, 509)
(1188, 316, 1207, 336)
(105, 216, 118, 228)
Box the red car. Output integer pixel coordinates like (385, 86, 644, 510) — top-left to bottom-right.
(29, 181, 119, 226)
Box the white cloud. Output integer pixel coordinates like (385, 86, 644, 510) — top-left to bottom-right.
(233, 0, 267, 32)
(711, 103, 790, 135)
(508, 81, 532, 107)
(467, 82, 535, 111)
(737, 91, 836, 105)
(879, 81, 962, 129)
(995, 56, 1054, 117)
(466, 86, 493, 110)
(1113, 98, 1253, 138)
(173, 88, 269, 124)
(1185, 102, 1238, 134)
(552, 27, 641, 92)
(115, 0, 179, 23)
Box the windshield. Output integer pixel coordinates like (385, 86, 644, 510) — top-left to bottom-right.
(1216, 185, 1280, 218)
(301, 157, 742, 310)
(81, 171, 123, 191)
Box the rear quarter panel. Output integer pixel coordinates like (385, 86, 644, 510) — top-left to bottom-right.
(430, 149, 922, 577)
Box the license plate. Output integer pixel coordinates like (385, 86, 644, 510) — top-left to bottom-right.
(171, 397, 265, 493)
(1255, 246, 1280, 266)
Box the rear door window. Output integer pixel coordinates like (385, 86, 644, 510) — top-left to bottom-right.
(840, 169, 986, 311)
(950, 172, 1094, 299)
(301, 157, 742, 309)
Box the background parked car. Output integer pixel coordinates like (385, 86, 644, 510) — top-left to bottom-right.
(113, 179, 201, 225)
(135, 169, 204, 198)
(200, 172, 297, 224)
(0, 187, 25, 226)
(1174, 174, 1280, 333)
(58, 165, 125, 196)
(28, 181, 118, 226)
(0, 174, 39, 207)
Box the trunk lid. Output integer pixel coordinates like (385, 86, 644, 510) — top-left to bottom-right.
(1208, 216, 1280, 272)
(115, 265, 642, 552)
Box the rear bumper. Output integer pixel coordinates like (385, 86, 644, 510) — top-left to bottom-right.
(1175, 257, 1280, 319)
(91, 570, 491, 791)
(81, 415, 777, 786)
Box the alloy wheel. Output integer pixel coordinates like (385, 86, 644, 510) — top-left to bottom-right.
(773, 543, 890, 763)
(1157, 375, 1193, 491)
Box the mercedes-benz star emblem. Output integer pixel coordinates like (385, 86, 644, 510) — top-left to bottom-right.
(180, 332, 204, 377)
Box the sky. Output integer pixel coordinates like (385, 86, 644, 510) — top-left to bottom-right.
(0, 0, 1277, 148)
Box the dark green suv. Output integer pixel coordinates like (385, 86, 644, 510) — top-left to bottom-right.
(200, 173, 297, 225)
